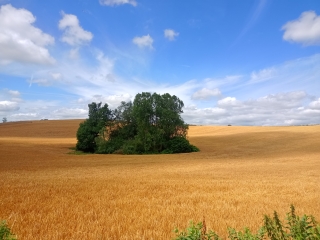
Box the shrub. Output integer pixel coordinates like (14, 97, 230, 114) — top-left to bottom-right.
(0, 221, 17, 240)
(166, 137, 200, 154)
(76, 120, 97, 153)
(174, 220, 221, 240)
(173, 205, 320, 240)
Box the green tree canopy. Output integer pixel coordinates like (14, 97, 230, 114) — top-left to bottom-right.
(76, 92, 199, 154)
(76, 102, 112, 153)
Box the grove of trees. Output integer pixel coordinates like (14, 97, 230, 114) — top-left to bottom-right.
(76, 92, 199, 154)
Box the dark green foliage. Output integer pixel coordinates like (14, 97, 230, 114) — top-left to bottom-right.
(0, 221, 17, 240)
(76, 92, 199, 154)
(76, 102, 112, 153)
(164, 137, 200, 154)
(131, 92, 189, 153)
(76, 120, 97, 153)
(173, 206, 320, 240)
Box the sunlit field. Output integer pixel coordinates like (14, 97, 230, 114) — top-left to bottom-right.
(0, 120, 320, 239)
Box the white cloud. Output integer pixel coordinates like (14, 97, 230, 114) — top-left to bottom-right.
(183, 91, 320, 126)
(132, 35, 154, 49)
(88, 94, 132, 108)
(0, 101, 19, 112)
(52, 108, 87, 119)
(192, 88, 221, 100)
(254, 91, 308, 109)
(50, 72, 62, 80)
(204, 75, 242, 89)
(309, 98, 320, 109)
(59, 12, 93, 46)
(69, 48, 79, 59)
(282, 11, 320, 45)
(10, 112, 38, 120)
(8, 90, 20, 97)
(250, 67, 276, 83)
(28, 78, 53, 87)
(99, 0, 137, 7)
(0, 4, 55, 65)
(164, 29, 179, 41)
(217, 97, 241, 108)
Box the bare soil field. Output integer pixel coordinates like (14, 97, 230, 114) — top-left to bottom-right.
(0, 120, 319, 239)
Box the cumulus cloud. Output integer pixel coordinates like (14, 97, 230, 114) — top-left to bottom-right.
(309, 98, 320, 109)
(0, 89, 22, 104)
(282, 11, 320, 45)
(59, 12, 93, 46)
(0, 4, 55, 65)
(183, 91, 320, 126)
(132, 34, 154, 49)
(254, 91, 308, 109)
(164, 29, 179, 41)
(0, 101, 19, 112)
(217, 97, 241, 108)
(52, 108, 87, 119)
(10, 113, 38, 120)
(99, 0, 137, 6)
(192, 88, 221, 100)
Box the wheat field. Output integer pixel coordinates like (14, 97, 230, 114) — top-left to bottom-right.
(0, 120, 319, 239)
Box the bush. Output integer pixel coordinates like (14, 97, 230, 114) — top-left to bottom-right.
(0, 221, 17, 240)
(166, 137, 200, 154)
(76, 120, 97, 153)
(173, 205, 320, 240)
(122, 140, 137, 154)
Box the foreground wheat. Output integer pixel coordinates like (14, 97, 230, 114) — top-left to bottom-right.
(0, 120, 320, 239)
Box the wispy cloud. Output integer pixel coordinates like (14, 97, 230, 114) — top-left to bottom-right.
(249, 67, 276, 84)
(231, 0, 268, 46)
(99, 0, 137, 7)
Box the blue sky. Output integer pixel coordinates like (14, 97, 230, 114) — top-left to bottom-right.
(0, 0, 320, 125)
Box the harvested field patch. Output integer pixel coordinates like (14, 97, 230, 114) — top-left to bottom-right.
(1, 120, 320, 239)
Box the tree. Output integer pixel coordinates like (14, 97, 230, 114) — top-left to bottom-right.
(76, 102, 112, 153)
(2, 117, 7, 123)
(75, 92, 199, 154)
(132, 92, 188, 153)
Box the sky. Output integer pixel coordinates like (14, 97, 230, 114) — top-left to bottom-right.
(0, 0, 320, 126)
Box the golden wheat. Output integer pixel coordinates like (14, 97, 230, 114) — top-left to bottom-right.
(0, 120, 319, 239)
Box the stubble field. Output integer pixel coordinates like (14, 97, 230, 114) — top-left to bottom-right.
(0, 120, 319, 239)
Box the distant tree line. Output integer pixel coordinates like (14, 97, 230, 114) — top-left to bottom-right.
(76, 92, 199, 154)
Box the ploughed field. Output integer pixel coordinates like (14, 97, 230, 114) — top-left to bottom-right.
(0, 120, 320, 239)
